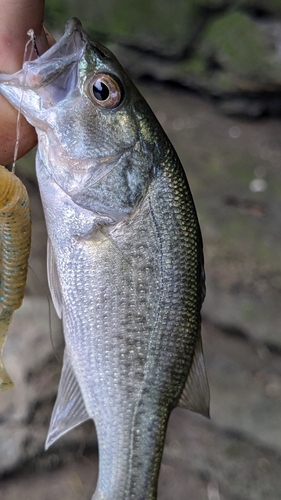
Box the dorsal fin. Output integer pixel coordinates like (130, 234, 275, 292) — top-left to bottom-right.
(47, 238, 62, 319)
(178, 333, 210, 418)
(45, 350, 90, 449)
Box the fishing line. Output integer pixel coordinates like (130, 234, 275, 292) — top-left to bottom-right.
(29, 30, 40, 58)
(27, 264, 62, 363)
(12, 29, 39, 173)
(11, 32, 61, 360)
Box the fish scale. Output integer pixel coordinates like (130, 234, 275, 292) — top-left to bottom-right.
(57, 180, 189, 499)
(0, 18, 209, 500)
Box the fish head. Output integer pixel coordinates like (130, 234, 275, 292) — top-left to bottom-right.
(0, 19, 160, 213)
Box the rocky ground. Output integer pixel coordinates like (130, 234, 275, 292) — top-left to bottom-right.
(46, 0, 281, 118)
(1, 84, 281, 499)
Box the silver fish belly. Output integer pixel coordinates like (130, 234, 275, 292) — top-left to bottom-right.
(0, 19, 209, 500)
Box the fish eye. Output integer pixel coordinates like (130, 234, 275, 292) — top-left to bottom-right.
(87, 73, 123, 109)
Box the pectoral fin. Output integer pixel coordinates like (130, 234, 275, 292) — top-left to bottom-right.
(178, 333, 210, 418)
(45, 350, 90, 449)
(47, 239, 62, 319)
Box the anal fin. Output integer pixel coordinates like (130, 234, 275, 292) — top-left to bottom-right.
(45, 350, 90, 449)
(178, 333, 210, 418)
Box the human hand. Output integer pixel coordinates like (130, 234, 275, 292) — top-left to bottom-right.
(0, 0, 53, 165)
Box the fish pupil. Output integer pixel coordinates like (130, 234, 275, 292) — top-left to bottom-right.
(93, 81, 109, 101)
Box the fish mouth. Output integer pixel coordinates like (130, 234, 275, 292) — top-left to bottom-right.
(0, 18, 88, 120)
(23, 18, 87, 88)
(14, 18, 86, 87)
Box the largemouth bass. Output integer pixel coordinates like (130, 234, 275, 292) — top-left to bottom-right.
(0, 19, 209, 499)
(0, 165, 31, 390)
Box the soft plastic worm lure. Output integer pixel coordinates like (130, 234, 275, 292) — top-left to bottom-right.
(0, 165, 31, 390)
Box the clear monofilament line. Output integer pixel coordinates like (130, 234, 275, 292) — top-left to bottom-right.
(12, 29, 38, 173)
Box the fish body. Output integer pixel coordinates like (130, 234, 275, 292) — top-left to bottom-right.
(0, 19, 209, 499)
(0, 165, 31, 390)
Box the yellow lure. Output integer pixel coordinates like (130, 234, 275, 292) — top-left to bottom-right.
(0, 165, 31, 390)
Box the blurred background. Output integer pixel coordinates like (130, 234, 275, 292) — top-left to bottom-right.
(1, 1, 281, 499)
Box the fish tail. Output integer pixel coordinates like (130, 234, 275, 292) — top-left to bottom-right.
(0, 308, 14, 391)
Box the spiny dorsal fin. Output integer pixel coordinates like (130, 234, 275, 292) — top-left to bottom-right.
(47, 238, 62, 319)
(178, 333, 210, 418)
(45, 350, 90, 450)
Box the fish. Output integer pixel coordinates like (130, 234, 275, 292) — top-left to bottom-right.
(0, 18, 209, 499)
(0, 165, 31, 390)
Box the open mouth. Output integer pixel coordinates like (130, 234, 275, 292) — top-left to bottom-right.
(0, 18, 87, 119)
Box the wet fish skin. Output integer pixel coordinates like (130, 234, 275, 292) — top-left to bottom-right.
(0, 19, 209, 500)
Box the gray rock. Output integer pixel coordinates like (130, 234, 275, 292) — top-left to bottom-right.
(198, 11, 281, 91)
(203, 320, 281, 453)
(44, 2, 281, 115)
(0, 296, 62, 473)
(240, 0, 281, 15)
(139, 84, 281, 348)
(48, 0, 204, 58)
(163, 410, 281, 500)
